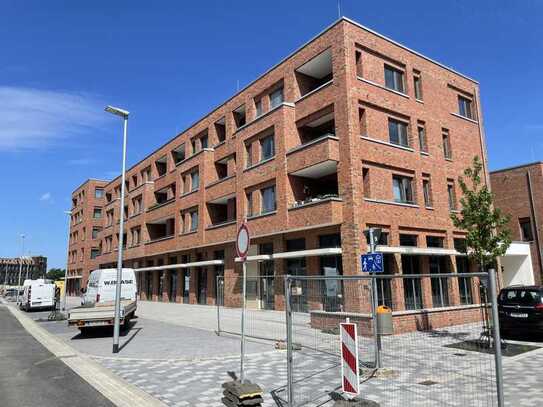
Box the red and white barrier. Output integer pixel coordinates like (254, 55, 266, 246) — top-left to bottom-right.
(340, 321, 360, 396)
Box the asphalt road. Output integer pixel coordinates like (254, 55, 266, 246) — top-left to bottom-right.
(0, 305, 114, 407)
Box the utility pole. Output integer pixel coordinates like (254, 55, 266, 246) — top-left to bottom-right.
(15, 234, 25, 304)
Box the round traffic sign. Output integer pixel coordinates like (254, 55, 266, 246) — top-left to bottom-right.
(236, 222, 250, 260)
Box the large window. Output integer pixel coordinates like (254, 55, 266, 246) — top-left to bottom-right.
(417, 123, 427, 152)
(261, 186, 276, 214)
(384, 65, 405, 93)
(442, 129, 452, 159)
(393, 175, 414, 204)
(190, 171, 199, 192)
(458, 96, 473, 119)
(430, 254, 449, 308)
(519, 217, 534, 241)
(95, 188, 104, 198)
(413, 73, 422, 100)
(388, 118, 409, 147)
(457, 255, 473, 305)
(423, 179, 432, 207)
(190, 210, 199, 232)
(255, 99, 263, 117)
(260, 135, 275, 160)
(270, 87, 284, 109)
(402, 255, 422, 310)
(93, 208, 102, 219)
(448, 183, 457, 210)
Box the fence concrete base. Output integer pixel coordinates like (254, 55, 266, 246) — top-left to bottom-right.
(311, 305, 485, 335)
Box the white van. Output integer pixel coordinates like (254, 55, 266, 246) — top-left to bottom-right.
(69, 268, 137, 331)
(83, 268, 137, 305)
(20, 279, 55, 311)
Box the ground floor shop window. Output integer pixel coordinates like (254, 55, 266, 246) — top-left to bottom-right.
(457, 256, 473, 305)
(145, 271, 152, 299)
(183, 271, 190, 303)
(402, 255, 423, 310)
(430, 256, 449, 308)
(197, 269, 207, 305)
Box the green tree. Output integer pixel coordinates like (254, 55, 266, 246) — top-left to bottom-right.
(46, 268, 66, 281)
(450, 156, 512, 271)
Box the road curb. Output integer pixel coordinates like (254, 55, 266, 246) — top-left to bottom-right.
(5, 304, 167, 407)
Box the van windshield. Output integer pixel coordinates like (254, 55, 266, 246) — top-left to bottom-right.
(499, 289, 541, 306)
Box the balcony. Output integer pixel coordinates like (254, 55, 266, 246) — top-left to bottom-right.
(288, 165, 342, 228)
(206, 194, 236, 229)
(287, 135, 339, 175)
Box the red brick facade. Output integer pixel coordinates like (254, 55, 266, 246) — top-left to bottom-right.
(69, 18, 488, 318)
(490, 162, 543, 285)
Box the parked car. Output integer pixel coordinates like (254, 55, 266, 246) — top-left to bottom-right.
(498, 285, 543, 336)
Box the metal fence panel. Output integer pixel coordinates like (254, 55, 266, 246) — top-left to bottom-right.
(285, 272, 503, 407)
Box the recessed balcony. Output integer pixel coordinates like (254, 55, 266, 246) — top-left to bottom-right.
(287, 135, 339, 175)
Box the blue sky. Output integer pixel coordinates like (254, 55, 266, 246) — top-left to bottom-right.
(0, 0, 541, 268)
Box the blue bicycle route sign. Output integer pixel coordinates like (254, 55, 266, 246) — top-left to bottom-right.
(361, 253, 384, 273)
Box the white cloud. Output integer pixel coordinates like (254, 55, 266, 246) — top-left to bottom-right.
(40, 192, 52, 201)
(0, 86, 106, 151)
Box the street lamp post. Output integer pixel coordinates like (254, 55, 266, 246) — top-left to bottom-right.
(105, 105, 129, 354)
(62, 210, 72, 312)
(15, 234, 25, 305)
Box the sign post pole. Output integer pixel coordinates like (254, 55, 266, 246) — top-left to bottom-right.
(236, 222, 250, 383)
(363, 228, 382, 369)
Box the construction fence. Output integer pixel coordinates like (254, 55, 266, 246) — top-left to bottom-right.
(216, 272, 505, 407)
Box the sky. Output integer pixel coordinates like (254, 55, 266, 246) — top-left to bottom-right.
(0, 0, 541, 269)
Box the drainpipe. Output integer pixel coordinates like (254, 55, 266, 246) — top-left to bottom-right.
(526, 171, 543, 284)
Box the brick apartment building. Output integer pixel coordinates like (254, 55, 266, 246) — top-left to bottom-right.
(67, 179, 108, 294)
(1, 256, 47, 286)
(68, 17, 528, 330)
(490, 162, 543, 286)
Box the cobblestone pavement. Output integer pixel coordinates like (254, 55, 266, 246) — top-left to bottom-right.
(94, 325, 543, 407)
(25, 299, 543, 406)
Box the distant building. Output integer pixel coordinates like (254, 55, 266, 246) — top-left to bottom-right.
(491, 162, 543, 285)
(1, 256, 47, 286)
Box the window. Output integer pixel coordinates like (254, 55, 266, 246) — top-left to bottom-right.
(448, 183, 456, 210)
(132, 195, 143, 215)
(384, 65, 405, 93)
(132, 227, 141, 245)
(191, 171, 199, 191)
(393, 175, 414, 204)
(423, 179, 432, 207)
(90, 248, 100, 259)
(260, 135, 275, 160)
(417, 123, 427, 152)
(519, 217, 534, 241)
(261, 186, 276, 214)
(413, 73, 422, 100)
(399, 234, 417, 247)
(201, 134, 208, 149)
(233, 105, 246, 128)
(255, 99, 263, 117)
(456, 255, 473, 305)
(191, 138, 198, 154)
(245, 143, 252, 167)
(214, 117, 226, 143)
(430, 256, 449, 307)
(172, 144, 186, 164)
(270, 87, 284, 109)
(190, 210, 198, 232)
(402, 255, 423, 310)
(155, 156, 167, 176)
(442, 129, 452, 159)
(355, 50, 363, 77)
(95, 188, 104, 198)
(458, 96, 473, 119)
(388, 118, 409, 147)
(246, 192, 253, 217)
(93, 208, 102, 219)
(92, 227, 101, 239)
(362, 168, 370, 198)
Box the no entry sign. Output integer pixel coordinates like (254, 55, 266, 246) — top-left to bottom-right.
(236, 222, 250, 260)
(340, 321, 360, 396)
